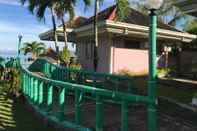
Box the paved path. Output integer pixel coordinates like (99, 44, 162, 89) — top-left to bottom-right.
(0, 85, 53, 131)
(173, 78, 197, 84)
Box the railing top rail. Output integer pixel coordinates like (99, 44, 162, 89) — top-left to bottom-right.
(32, 58, 133, 80)
(21, 62, 150, 104)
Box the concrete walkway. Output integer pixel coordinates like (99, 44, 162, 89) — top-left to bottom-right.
(173, 78, 197, 85)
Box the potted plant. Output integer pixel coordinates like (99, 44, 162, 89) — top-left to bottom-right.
(192, 92, 197, 105)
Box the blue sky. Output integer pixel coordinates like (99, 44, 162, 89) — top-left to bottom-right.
(0, 0, 186, 52)
(0, 0, 117, 52)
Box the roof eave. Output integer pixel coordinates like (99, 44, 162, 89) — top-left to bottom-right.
(75, 20, 197, 43)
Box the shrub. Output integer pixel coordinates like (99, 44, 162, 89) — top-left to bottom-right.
(117, 69, 148, 77)
(118, 69, 133, 77)
(70, 63, 82, 70)
(193, 92, 197, 98)
(60, 48, 70, 66)
(157, 67, 177, 78)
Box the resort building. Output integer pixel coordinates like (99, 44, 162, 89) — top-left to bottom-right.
(40, 5, 196, 74)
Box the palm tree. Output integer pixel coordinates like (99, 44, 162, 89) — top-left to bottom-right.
(135, 0, 186, 26)
(54, 0, 91, 49)
(93, 0, 131, 71)
(20, 41, 46, 59)
(20, 0, 59, 53)
(0, 56, 5, 80)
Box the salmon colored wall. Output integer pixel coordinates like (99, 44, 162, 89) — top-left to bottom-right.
(76, 34, 111, 73)
(112, 48, 149, 75)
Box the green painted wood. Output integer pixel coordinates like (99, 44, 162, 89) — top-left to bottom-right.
(47, 85, 53, 111)
(34, 79, 38, 103)
(148, 10, 157, 131)
(121, 100, 128, 131)
(38, 81, 44, 106)
(28, 76, 31, 97)
(96, 95, 103, 131)
(30, 77, 34, 100)
(58, 87, 65, 121)
(19, 57, 157, 131)
(75, 89, 82, 125)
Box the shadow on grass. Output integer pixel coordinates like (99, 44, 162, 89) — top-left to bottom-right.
(0, 84, 53, 131)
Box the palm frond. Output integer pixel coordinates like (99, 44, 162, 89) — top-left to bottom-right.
(115, 0, 131, 21)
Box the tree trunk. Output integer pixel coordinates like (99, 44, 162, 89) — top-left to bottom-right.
(93, 0, 99, 72)
(61, 14, 68, 49)
(50, 7, 59, 53)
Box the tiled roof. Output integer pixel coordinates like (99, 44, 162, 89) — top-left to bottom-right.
(60, 16, 88, 28)
(77, 5, 181, 32)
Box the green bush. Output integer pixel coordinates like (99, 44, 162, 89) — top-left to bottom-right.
(157, 67, 177, 78)
(118, 69, 133, 77)
(70, 63, 81, 70)
(60, 48, 70, 66)
(193, 92, 197, 98)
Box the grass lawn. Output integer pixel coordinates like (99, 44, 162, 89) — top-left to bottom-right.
(133, 77, 197, 104)
(0, 82, 53, 131)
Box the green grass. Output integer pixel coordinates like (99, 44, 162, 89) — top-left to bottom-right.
(133, 77, 197, 104)
(0, 83, 53, 131)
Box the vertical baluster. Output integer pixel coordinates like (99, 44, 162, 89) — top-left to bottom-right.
(121, 100, 128, 131)
(23, 73, 26, 94)
(24, 74, 27, 95)
(34, 79, 38, 104)
(27, 75, 29, 97)
(28, 76, 31, 98)
(82, 72, 86, 85)
(38, 81, 44, 107)
(127, 79, 132, 93)
(58, 87, 65, 121)
(93, 73, 97, 87)
(102, 75, 107, 89)
(30, 77, 34, 101)
(47, 84, 53, 112)
(96, 95, 103, 131)
(115, 77, 119, 92)
(75, 89, 82, 125)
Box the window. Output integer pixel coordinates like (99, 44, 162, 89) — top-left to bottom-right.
(124, 40, 141, 49)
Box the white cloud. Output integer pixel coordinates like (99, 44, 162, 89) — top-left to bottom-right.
(0, 21, 49, 34)
(0, 0, 21, 6)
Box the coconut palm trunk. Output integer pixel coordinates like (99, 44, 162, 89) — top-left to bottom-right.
(93, 0, 99, 72)
(51, 7, 59, 53)
(61, 14, 68, 49)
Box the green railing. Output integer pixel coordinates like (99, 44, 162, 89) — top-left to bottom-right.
(29, 58, 133, 93)
(20, 59, 156, 131)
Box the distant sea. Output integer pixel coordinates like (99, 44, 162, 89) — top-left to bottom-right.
(0, 50, 17, 59)
(0, 51, 31, 67)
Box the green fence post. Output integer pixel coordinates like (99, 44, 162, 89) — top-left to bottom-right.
(26, 75, 29, 96)
(23, 73, 26, 94)
(121, 100, 128, 131)
(115, 78, 119, 92)
(127, 80, 132, 93)
(34, 79, 38, 104)
(96, 95, 103, 131)
(148, 10, 157, 131)
(28, 76, 31, 98)
(38, 81, 44, 107)
(58, 87, 65, 121)
(75, 89, 82, 125)
(47, 85, 53, 112)
(30, 77, 34, 101)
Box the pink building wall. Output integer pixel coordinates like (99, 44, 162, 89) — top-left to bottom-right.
(76, 34, 111, 73)
(112, 48, 149, 74)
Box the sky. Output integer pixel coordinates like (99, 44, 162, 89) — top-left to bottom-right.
(0, 0, 118, 52)
(0, 0, 186, 53)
